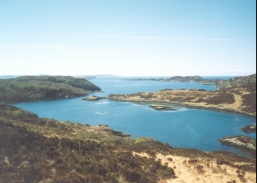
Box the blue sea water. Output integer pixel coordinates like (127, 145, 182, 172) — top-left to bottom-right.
(13, 76, 256, 157)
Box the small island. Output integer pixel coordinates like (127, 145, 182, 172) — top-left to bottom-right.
(149, 104, 176, 111)
(82, 95, 106, 101)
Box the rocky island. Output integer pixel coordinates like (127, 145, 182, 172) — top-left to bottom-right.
(0, 104, 256, 183)
(0, 76, 101, 102)
(82, 95, 106, 101)
(149, 104, 176, 111)
(241, 124, 256, 134)
(108, 74, 256, 117)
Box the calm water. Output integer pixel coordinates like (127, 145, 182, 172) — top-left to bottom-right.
(13, 77, 256, 157)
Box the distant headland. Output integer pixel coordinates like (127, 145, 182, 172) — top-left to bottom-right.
(0, 76, 101, 103)
(124, 75, 224, 85)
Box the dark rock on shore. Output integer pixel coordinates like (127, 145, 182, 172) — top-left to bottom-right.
(241, 124, 256, 134)
(219, 136, 256, 158)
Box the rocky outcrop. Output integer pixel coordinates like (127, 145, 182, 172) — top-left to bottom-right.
(216, 74, 256, 91)
(219, 136, 256, 158)
(241, 125, 256, 134)
(82, 96, 106, 101)
(149, 104, 176, 111)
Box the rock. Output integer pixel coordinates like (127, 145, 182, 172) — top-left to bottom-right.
(82, 96, 106, 101)
(219, 136, 256, 158)
(241, 124, 256, 134)
(149, 104, 176, 111)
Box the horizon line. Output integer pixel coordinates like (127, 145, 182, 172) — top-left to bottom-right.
(62, 34, 252, 41)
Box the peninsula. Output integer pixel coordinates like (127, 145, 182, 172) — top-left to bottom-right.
(108, 74, 256, 117)
(0, 76, 101, 102)
(0, 104, 256, 183)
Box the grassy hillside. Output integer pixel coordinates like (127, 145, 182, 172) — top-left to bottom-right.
(0, 104, 175, 183)
(0, 76, 101, 102)
(0, 104, 256, 183)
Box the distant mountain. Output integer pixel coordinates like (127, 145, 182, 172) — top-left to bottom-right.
(0, 76, 101, 102)
(216, 74, 256, 91)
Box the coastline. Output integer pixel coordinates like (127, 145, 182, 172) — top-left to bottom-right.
(1, 104, 256, 182)
(4, 91, 102, 104)
(107, 98, 256, 118)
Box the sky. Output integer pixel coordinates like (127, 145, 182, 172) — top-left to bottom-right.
(0, 0, 256, 76)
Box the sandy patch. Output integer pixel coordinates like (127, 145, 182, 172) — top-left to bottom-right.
(133, 152, 256, 183)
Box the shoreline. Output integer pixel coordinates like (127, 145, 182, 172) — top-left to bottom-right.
(107, 98, 256, 118)
(1, 104, 256, 182)
(8, 95, 256, 118)
(4, 91, 102, 104)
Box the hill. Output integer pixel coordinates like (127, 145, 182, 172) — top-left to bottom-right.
(216, 74, 256, 91)
(166, 75, 203, 82)
(0, 104, 256, 183)
(0, 76, 101, 102)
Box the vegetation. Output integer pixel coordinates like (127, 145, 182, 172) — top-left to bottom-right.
(0, 104, 256, 183)
(0, 76, 101, 102)
(108, 75, 256, 116)
(216, 74, 256, 91)
(0, 104, 176, 183)
(219, 136, 256, 158)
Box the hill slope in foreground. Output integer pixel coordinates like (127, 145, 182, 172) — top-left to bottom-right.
(0, 76, 101, 102)
(0, 105, 256, 183)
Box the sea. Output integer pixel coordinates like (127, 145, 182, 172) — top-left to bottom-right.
(5, 76, 256, 157)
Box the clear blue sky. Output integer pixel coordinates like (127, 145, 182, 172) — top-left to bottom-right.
(0, 0, 256, 76)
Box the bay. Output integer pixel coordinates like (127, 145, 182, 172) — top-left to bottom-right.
(13, 76, 256, 157)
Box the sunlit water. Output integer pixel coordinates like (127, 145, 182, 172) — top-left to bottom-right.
(13, 77, 256, 157)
